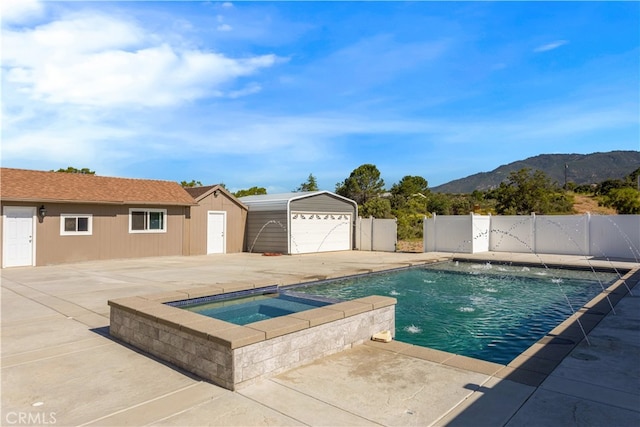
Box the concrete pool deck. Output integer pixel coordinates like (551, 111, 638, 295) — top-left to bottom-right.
(1, 251, 638, 426)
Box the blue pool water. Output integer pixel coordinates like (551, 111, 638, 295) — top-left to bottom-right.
(182, 292, 334, 325)
(289, 262, 618, 364)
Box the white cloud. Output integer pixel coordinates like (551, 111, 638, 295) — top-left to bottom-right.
(534, 40, 568, 52)
(217, 24, 233, 32)
(1, 0, 43, 24)
(2, 11, 280, 107)
(228, 82, 262, 98)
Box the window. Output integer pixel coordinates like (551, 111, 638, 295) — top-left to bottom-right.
(129, 209, 166, 233)
(60, 214, 92, 236)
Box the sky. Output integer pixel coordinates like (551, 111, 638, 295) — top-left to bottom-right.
(2, 1, 639, 193)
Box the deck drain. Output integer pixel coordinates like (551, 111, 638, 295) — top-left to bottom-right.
(571, 352, 599, 361)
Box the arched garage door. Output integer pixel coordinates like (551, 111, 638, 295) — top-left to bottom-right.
(290, 212, 352, 254)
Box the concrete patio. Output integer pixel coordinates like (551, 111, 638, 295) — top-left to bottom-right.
(1, 251, 639, 426)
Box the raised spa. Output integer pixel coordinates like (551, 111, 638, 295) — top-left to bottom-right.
(109, 285, 396, 390)
(168, 286, 340, 325)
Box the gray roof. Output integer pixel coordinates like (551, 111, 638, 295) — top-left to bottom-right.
(239, 191, 356, 211)
(239, 191, 320, 203)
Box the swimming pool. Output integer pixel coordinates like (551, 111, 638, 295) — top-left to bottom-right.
(288, 262, 619, 364)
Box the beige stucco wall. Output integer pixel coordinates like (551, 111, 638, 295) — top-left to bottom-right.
(1, 201, 187, 266)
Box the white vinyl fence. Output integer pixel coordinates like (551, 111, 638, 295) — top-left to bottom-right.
(424, 214, 491, 253)
(356, 217, 397, 252)
(424, 213, 640, 260)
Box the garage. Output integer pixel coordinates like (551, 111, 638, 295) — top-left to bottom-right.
(240, 191, 358, 255)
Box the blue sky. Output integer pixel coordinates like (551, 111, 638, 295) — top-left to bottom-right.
(2, 1, 639, 193)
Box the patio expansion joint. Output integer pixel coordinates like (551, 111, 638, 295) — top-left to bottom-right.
(251, 378, 385, 427)
(77, 381, 215, 427)
(2, 278, 108, 320)
(1, 340, 114, 369)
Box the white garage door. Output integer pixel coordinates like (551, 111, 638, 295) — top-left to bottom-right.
(290, 212, 352, 254)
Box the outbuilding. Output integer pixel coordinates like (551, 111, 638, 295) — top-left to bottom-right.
(0, 168, 248, 267)
(239, 191, 358, 254)
(184, 185, 247, 255)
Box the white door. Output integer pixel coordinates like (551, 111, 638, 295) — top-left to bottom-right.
(3, 207, 36, 267)
(290, 212, 351, 254)
(207, 211, 226, 254)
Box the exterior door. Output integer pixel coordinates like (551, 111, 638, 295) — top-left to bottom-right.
(3, 207, 36, 267)
(207, 211, 226, 254)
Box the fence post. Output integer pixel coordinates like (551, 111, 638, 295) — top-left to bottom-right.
(423, 215, 427, 253)
(532, 212, 537, 254)
(585, 212, 591, 257)
(370, 216, 374, 251)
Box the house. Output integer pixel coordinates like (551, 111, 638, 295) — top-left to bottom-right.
(0, 168, 247, 267)
(239, 191, 358, 254)
(183, 185, 247, 255)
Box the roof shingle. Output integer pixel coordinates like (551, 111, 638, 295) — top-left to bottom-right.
(0, 168, 196, 206)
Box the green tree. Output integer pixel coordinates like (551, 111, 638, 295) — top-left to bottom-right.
(595, 178, 627, 196)
(389, 175, 429, 210)
(395, 196, 428, 240)
(295, 173, 319, 192)
(180, 180, 203, 187)
(335, 164, 385, 205)
(390, 176, 429, 198)
(494, 168, 572, 215)
(234, 186, 267, 197)
(449, 195, 475, 215)
(627, 167, 640, 188)
(601, 187, 640, 214)
(426, 192, 453, 215)
(54, 166, 95, 174)
(360, 197, 392, 219)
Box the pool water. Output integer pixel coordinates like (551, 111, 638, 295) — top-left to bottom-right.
(289, 262, 618, 364)
(182, 292, 333, 325)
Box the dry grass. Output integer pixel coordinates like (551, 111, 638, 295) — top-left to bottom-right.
(396, 239, 423, 253)
(572, 193, 617, 215)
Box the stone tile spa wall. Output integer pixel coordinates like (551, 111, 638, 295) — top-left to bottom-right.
(109, 292, 396, 390)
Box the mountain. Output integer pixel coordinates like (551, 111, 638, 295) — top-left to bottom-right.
(432, 151, 640, 193)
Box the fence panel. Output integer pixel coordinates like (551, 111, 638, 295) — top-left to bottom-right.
(355, 217, 372, 251)
(471, 215, 491, 253)
(356, 217, 397, 252)
(372, 219, 397, 252)
(424, 215, 472, 253)
(490, 216, 534, 253)
(590, 215, 640, 260)
(535, 215, 589, 255)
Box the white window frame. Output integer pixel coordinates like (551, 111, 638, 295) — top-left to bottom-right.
(60, 214, 93, 236)
(129, 208, 167, 233)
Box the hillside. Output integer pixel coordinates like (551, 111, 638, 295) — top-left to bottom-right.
(432, 150, 640, 193)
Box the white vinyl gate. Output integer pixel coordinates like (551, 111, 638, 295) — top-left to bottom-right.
(356, 217, 398, 252)
(290, 212, 351, 254)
